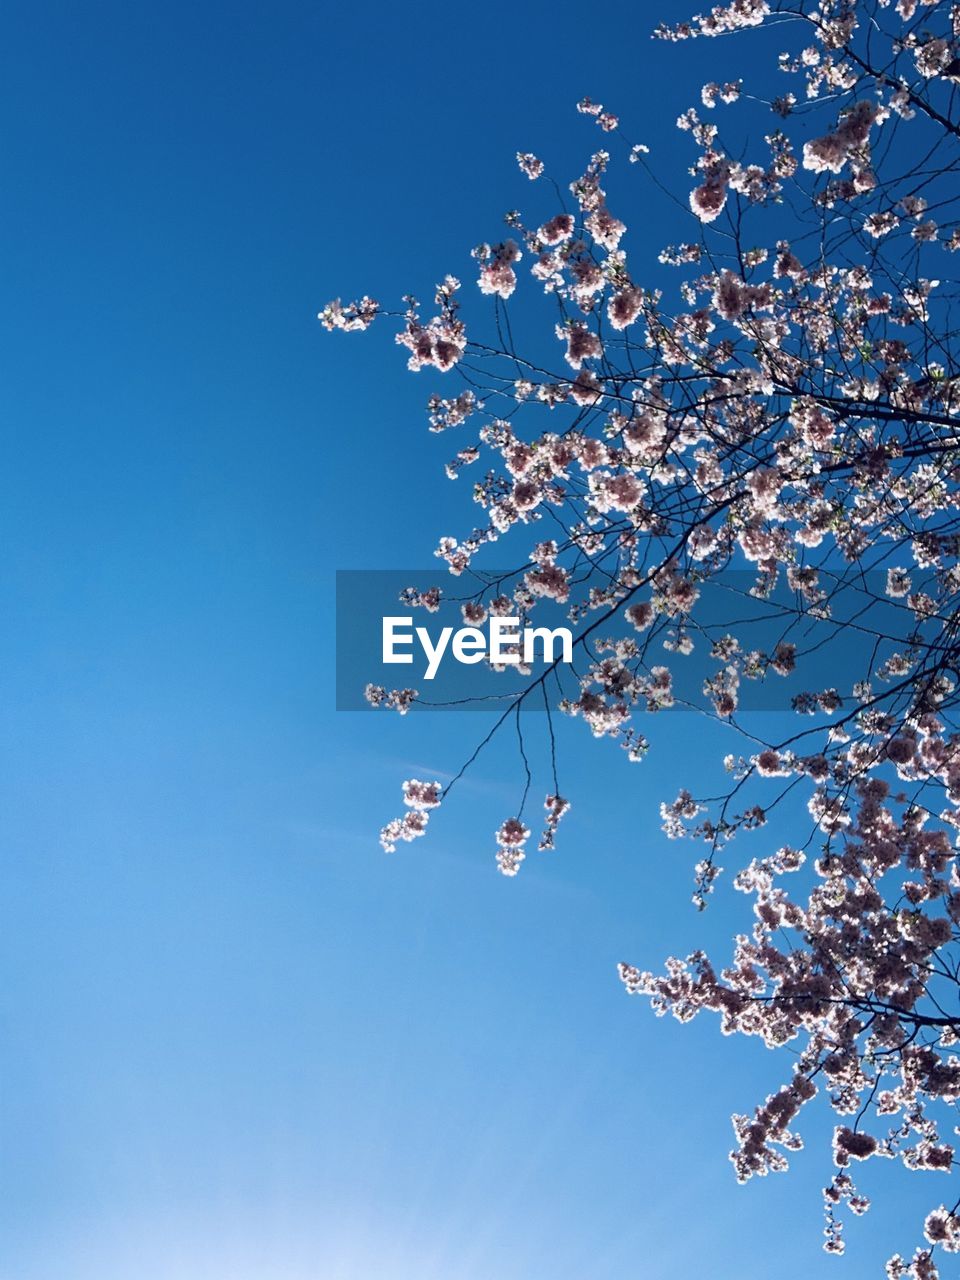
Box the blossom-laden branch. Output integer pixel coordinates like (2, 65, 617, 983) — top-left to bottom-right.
(323, 1, 960, 1272)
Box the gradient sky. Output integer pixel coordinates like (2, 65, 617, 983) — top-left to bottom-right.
(0, 3, 941, 1277)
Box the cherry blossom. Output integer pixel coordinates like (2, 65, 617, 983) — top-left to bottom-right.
(325, 0, 960, 1270)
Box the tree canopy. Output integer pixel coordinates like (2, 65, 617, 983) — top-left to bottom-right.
(323, 3, 960, 1273)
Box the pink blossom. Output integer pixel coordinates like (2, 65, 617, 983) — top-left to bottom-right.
(496, 816, 531, 876)
(539, 213, 575, 245)
(607, 286, 643, 330)
(585, 206, 626, 250)
(517, 152, 544, 180)
(319, 296, 379, 332)
(563, 323, 603, 369)
(690, 174, 729, 222)
(476, 240, 522, 300)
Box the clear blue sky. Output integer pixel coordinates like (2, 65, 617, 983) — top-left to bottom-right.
(0, 4, 938, 1277)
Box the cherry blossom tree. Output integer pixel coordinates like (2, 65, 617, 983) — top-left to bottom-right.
(322, 2, 960, 1273)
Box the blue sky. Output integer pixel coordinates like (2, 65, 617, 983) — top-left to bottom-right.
(0, 3, 942, 1277)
